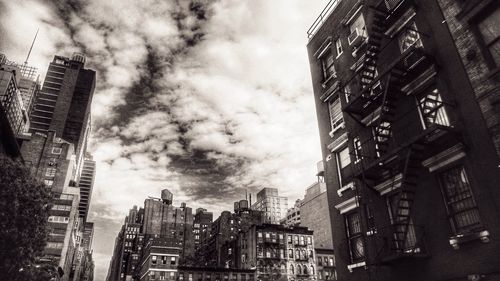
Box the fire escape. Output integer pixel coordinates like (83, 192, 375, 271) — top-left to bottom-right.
(342, 0, 462, 265)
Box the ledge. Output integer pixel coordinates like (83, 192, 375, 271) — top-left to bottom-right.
(449, 230, 490, 250)
(373, 173, 402, 195)
(422, 144, 466, 172)
(327, 132, 348, 152)
(335, 196, 359, 214)
(337, 182, 356, 197)
(347, 261, 366, 273)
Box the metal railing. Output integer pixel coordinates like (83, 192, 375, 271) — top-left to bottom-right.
(371, 224, 427, 262)
(307, 0, 343, 40)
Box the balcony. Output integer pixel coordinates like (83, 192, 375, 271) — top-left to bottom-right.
(374, 0, 415, 33)
(343, 44, 434, 119)
(349, 101, 460, 181)
(370, 224, 428, 264)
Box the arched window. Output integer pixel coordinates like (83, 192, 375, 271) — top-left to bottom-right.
(311, 265, 315, 275)
(290, 264, 294, 275)
(297, 264, 301, 275)
(280, 263, 286, 273)
(303, 265, 308, 275)
(289, 249, 293, 258)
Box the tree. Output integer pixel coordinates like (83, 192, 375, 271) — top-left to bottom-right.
(0, 155, 51, 281)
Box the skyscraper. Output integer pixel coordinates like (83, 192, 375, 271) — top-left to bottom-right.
(29, 53, 95, 169)
(78, 154, 96, 222)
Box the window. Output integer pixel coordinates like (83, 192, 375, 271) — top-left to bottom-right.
(44, 179, 54, 187)
(48, 216, 69, 223)
(353, 137, 362, 163)
(307, 236, 312, 245)
(398, 21, 422, 53)
(335, 38, 343, 57)
(328, 96, 344, 134)
(318, 256, 323, 266)
(293, 235, 299, 245)
(288, 249, 293, 258)
(45, 167, 57, 177)
(299, 236, 305, 245)
(51, 147, 62, 154)
(337, 146, 351, 169)
(152, 255, 157, 264)
(417, 87, 450, 128)
(319, 48, 336, 80)
(477, 7, 500, 67)
(439, 165, 482, 234)
(350, 14, 366, 35)
(345, 211, 365, 263)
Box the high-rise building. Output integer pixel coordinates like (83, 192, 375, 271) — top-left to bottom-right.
(29, 53, 95, 171)
(251, 188, 288, 224)
(306, 0, 500, 280)
(193, 208, 213, 251)
(78, 155, 96, 221)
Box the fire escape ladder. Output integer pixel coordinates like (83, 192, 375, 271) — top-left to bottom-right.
(359, 10, 385, 91)
(391, 144, 424, 252)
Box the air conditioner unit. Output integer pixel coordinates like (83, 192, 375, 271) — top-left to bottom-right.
(348, 28, 367, 47)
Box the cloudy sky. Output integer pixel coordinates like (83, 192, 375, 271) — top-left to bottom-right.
(1, 0, 327, 279)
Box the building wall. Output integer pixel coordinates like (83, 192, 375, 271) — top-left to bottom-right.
(78, 156, 96, 221)
(300, 182, 333, 250)
(252, 188, 289, 224)
(306, 0, 500, 280)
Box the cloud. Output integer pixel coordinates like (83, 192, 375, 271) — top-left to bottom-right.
(1, 0, 329, 279)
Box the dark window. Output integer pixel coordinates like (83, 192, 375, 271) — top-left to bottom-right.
(319, 49, 335, 80)
(478, 8, 500, 68)
(345, 211, 364, 263)
(439, 165, 482, 234)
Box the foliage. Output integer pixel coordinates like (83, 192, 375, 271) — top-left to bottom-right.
(0, 155, 52, 281)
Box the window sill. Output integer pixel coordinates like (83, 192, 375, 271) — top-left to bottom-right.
(337, 182, 356, 197)
(347, 261, 366, 273)
(329, 122, 345, 138)
(322, 73, 337, 88)
(449, 230, 490, 250)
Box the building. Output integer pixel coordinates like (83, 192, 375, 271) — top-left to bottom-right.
(177, 266, 256, 281)
(299, 162, 333, 250)
(236, 224, 316, 281)
(107, 190, 196, 281)
(281, 199, 301, 227)
(0, 57, 30, 158)
(78, 155, 96, 221)
(137, 237, 182, 281)
(306, 0, 500, 280)
(197, 200, 263, 267)
(29, 53, 95, 172)
(251, 188, 288, 224)
(314, 249, 336, 281)
(21, 130, 76, 193)
(142, 189, 195, 261)
(107, 206, 145, 281)
(194, 208, 213, 251)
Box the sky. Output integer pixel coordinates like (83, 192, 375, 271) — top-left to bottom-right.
(0, 0, 328, 280)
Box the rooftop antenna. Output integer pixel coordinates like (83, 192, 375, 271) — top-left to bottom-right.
(24, 28, 39, 65)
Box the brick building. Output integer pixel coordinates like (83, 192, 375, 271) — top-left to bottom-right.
(197, 200, 263, 267)
(306, 0, 500, 280)
(281, 199, 302, 227)
(314, 249, 336, 281)
(78, 155, 96, 221)
(235, 224, 316, 281)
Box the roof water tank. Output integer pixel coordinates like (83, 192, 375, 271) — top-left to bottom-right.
(161, 189, 173, 205)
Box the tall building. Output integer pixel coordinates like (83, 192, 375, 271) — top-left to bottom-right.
(29, 53, 95, 171)
(281, 199, 302, 227)
(107, 190, 196, 281)
(78, 155, 96, 221)
(193, 208, 213, 251)
(306, 0, 500, 280)
(142, 189, 195, 260)
(251, 188, 289, 224)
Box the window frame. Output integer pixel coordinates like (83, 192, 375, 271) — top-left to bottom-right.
(345, 210, 365, 263)
(335, 38, 343, 58)
(473, 4, 500, 69)
(437, 164, 483, 235)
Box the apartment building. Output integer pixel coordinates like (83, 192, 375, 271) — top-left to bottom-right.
(306, 0, 500, 280)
